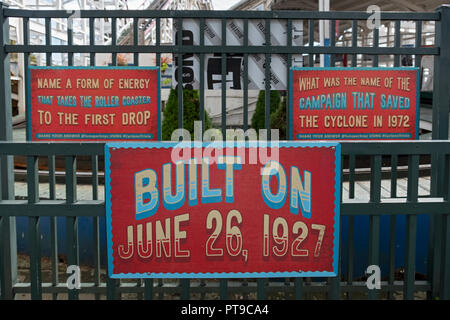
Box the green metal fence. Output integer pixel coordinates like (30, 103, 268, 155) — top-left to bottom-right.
(0, 4, 450, 300)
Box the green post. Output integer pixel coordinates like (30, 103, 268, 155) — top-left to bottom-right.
(0, 2, 17, 300)
(219, 279, 228, 300)
(368, 155, 381, 300)
(431, 5, 450, 141)
(430, 5, 450, 299)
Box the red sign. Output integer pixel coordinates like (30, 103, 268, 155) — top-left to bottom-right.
(105, 142, 341, 278)
(27, 66, 160, 141)
(290, 67, 419, 140)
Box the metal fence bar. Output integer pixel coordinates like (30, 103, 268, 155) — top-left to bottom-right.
(390, 156, 398, 197)
(441, 154, 450, 299)
(329, 219, 342, 299)
(111, 18, 117, 65)
(0, 142, 106, 155)
(394, 20, 401, 67)
(3, 9, 441, 20)
(432, 6, 450, 141)
(372, 24, 379, 67)
(282, 278, 289, 299)
(144, 278, 153, 300)
(155, 17, 160, 71)
(0, 201, 104, 216)
(181, 279, 190, 300)
(257, 278, 266, 299)
(342, 202, 450, 216)
(219, 278, 227, 299)
(388, 212, 396, 300)
(430, 5, 450, 300)
(199, 18, 205, 135)
(137, 278, 143, 300)
(329, 156, 344, 299)
(415, 20, 422, 69)
(221, 18, 227, 138)
(0, 2, 16, 301)
(347, 153, 356, 300)
(429, 149, 441, 301)
(346, 213, 355, 299)
(47, 155, 58, 300)
(66, 19, 79, 303)
(427, 153, 442, 299)
(27, 155, 41, 299)
(286, 18, 292, 137)
(157, 278, 163, 299)
(44, 20, 56, 298)
(264, 18, 271, 138)
(351, 20, 357, 67)
(388, 155, 398, 300)
(176, 18, 183, 131)
(308, 19, 314, 66)
(0, 214, 5, 299)
(133, 17, 139, 65)
(89, 18, 95, 65)
(3, 44, 439, 55)
(2, 198, 448, 218)
(243, 19, 249, 132)
(8, 279, 432, 295)
(348, 155, 355, 197)
(413, 31, 422, 291)
(22, 17, 29, 140)
(340, 141, 450, 155)
(284, 17, 293, 286)
(330, 19, 335, 67)
(404, 154, 419, 300)
(368, 155, 381, 300)
(106, 272, 118, 300)
(294, 278, 303, 300)
(65, 155, 79, 300)
(45, 17, 51, 66)
(441, 213, 450, 299)
(92, 155, 101, 300)
(68, 16, 74, 66)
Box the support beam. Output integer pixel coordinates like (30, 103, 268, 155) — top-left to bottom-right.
(390, 0, 425, 12)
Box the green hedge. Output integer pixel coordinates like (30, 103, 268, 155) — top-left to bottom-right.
(162, 89, 212, 141)
(251, 90, 282, 133)
(270, 95, 287, 140)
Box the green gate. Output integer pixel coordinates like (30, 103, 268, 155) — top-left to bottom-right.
(0, 4, 449, 300)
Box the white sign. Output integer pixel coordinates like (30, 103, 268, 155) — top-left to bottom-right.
(173, 19, 303, 90)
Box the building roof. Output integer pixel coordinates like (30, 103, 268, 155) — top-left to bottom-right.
(271, 0, 448, 12)
(231, 0, 449, 11)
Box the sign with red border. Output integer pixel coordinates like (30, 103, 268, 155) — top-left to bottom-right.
(27, 66, 160, 141)
(289, 67, 419, 140)
(105, 141, 341, 278)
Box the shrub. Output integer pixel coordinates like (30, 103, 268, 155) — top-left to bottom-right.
(251, 90, 282, 133)
(270, 95, 287, 140)
(162, 89, 212, 141)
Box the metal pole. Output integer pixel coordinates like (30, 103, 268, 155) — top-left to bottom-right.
(430, 4, 450, 299)
(0, 2, 17, 300)
(319, 0, 330, 67)
(432, 5, 450, 141)
(434, 5, 450, 300)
